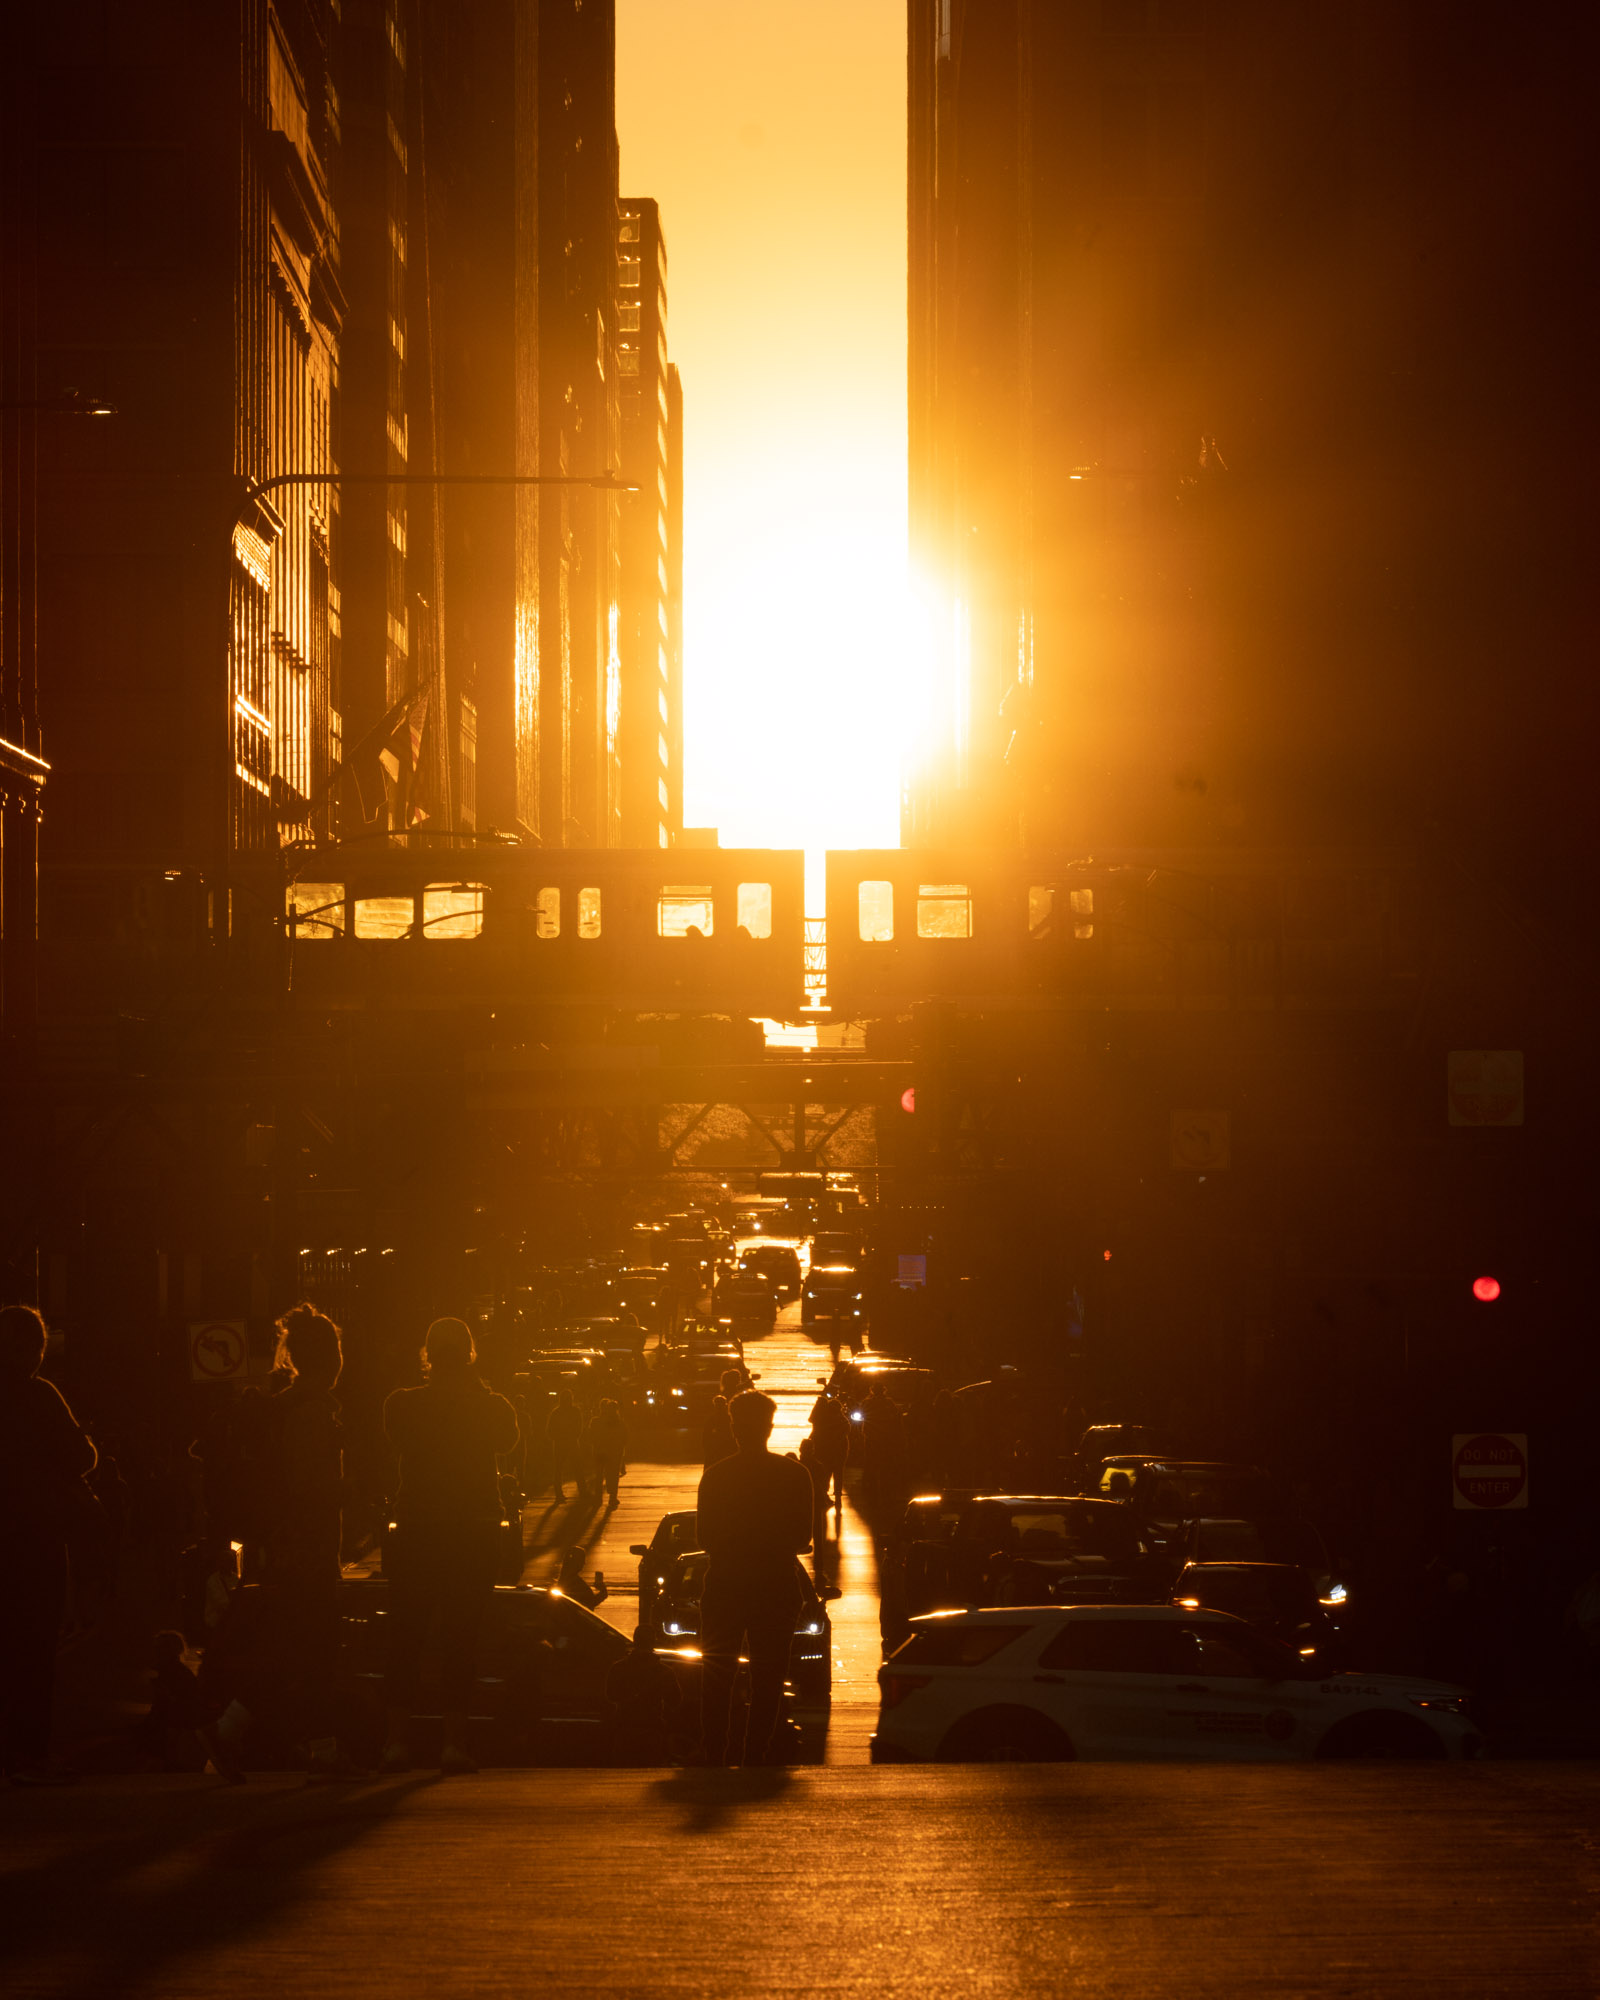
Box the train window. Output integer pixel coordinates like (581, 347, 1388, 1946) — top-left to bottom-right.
(578, 887, 602, 939)
(917, 883, 972, 939)
(1070, 886, 1094, 939)
(353, 895, 415, 940)
(858, 880, 894, 942)
(1027, 886, 1055, 938)
(736, 882, 772, 939)
(659, 885, 714, 938)
(421, 884, 485, 940)
(535, 887, 560, 939)
(289, 882, 344, 939)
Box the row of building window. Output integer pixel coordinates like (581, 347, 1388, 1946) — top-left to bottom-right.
(854, 882, 1094, 942)
(287, 880, 776, 943)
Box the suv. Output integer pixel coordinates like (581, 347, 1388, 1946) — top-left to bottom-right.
(902, 1493, 1167, 1617)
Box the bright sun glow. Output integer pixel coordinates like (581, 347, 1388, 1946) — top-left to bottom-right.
(617, 1, 913, 858)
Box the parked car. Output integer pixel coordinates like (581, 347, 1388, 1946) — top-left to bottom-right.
(337, 1579, 634, 1766)
(800, 1263, 865, 1341)
(871, 1605, 1480, 1764)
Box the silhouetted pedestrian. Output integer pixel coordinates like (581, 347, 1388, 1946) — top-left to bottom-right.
(695, 1390, 812, 1767)
(264, 1306, 351, 1777)
(586, 1397, 628, 1505)
(0, 1304, 96, 1785)
(606, 1625, 682, 1764)
(135, 1630, 213, 1770)
(807, 1388, 849, 1515)
(381, 1318, 519, 1774)
(557, 1545, 608, 1609)
(544, 1388, 582, 1502)
(702, 1368, 741, 1466)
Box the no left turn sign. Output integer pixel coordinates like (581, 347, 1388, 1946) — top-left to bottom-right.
(1452, 1432, 1528, 1510)
(189, 1319, 248, 1384)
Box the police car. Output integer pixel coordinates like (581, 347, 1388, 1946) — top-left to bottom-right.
(870, 1604, 1480, 1763)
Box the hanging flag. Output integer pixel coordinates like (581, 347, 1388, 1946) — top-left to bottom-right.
(407, 689, 429, 772)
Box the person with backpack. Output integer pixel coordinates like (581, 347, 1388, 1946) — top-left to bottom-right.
(381, 1318, 519, 1774)
(0, 1304, 97, 1785)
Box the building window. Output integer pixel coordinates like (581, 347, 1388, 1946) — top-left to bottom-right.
(387, 512, 406, 554)
(618, 347, 640, 376)
(534, 886, 560, 939)
(289, 882, 344, 939)
(422, 884, 485, 939)
(1028, 886, 1055, 938)
(389, 316, 406, 361)
(917, 883, 972, 939)
(1070, 886, 1095, 940)
(858, 880, 894, 942)
(658, 731, 670, 768)
(736, 882, 772, 939)
(659, 884, 713, 938)
(618, 302, 641, 332)
(354, 895, 415, 940)
(659, 825, 669, 848)
(658, 687, 669, 723)
(659, 776, 670, 811)
(619, 215, 641, 243)
(578, 887, 602, 939)
(619, 256, 641, 288)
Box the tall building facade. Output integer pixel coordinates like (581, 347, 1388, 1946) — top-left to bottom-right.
(538, 0, 623, 847)
(906, 0, 1595, 877)
(616, 198, 682, 849)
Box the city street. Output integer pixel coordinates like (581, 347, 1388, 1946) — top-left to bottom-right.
(517, 1304, 887, 1761)
(3, 1763, 1595, 1997)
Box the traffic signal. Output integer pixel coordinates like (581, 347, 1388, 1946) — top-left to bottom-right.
(1471, 1275, 1502, 1303)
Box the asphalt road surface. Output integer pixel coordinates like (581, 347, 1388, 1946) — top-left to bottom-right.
(4, 1764, 1596, 1998)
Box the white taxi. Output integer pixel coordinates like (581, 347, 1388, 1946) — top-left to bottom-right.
(870, 1605, 1481, 1764)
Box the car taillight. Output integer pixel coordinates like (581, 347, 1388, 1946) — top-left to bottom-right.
(881, 1673, 932, 1710)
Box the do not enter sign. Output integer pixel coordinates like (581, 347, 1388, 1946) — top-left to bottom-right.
(1452, 1432, 1528, 1511)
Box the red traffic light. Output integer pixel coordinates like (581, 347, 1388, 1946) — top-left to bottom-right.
(900, 1086, 916, 1114)
(1471, 1275, 1502, 1303)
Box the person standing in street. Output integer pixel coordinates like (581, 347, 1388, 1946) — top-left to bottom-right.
(544, 1387, 582, 1504)
(586, 1397, 628, 1506)
(0, 1304, 97, 1786)
(806, 1387, 850, 1519)
(381, 1318, 519, 1774)
(556, 1545, 608, 1610)
(264, 1305, 350, 1777)
(695, 1390, 813, 1767)
(701, 1367, 742, 1467)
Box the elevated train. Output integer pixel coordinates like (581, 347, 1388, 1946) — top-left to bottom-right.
(38, 842, 1418, 1023)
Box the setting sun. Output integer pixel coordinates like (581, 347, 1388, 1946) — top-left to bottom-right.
(617, 0, 910, 854)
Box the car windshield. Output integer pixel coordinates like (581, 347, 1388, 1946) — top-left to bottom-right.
(985, 1504, 1139, 1558)
(1192, 1570, 1313, 1619)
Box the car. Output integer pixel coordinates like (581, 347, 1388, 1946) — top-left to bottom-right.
(1182, 1515, 1348, 1609)
(717, 1274, 777, 1329)
(902, 1494, 1169, 1617)
(828, 1356, 939, 1416)
(809, 1231, 862, 1266)
(1095, 1458, 1287, 1553)
(737, 1240, 804, 1301)
(1072, 1422, 1164, 1490)
(800, 1263, 866, 1338)
(337, 1578, 635, 1766)
(630, 1508, 702, 1622)
(646, 1549, 839, 1701)
(870, 1605, 1481, 1764)
(614, 1265, 671, 1330)
(519, 1347, 610, 1405)
(1173, 1561, 1340, 1666)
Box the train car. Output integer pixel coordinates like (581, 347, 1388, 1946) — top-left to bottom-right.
(824, 848, 1420, 1017)
(275, 844, 806, 1017)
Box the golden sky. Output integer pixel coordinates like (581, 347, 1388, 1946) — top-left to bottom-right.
(616, 0, 909, 853)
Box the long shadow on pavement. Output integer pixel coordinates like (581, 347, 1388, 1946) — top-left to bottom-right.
(0, 1775, 437, 2000)
(649, 1764, 796, 1833)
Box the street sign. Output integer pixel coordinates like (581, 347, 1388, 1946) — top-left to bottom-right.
(1452, 1432, 1528, 1510)
(189, 1319, 248, 1384)
(1448, 1050, 1523, 1126)
(1171, 1109, 1230, 1171)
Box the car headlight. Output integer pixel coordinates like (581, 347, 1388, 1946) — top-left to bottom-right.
(1319, 1583, 1349, 1607)
(1410, 1694, 1468, 1715)
(803, 1621, 822, 1634)
(664, 1620, 682, 1635)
